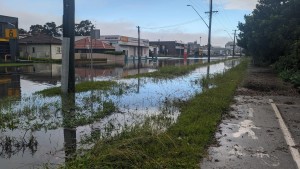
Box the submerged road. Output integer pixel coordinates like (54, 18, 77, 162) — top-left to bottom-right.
(201, 66, 300, 169)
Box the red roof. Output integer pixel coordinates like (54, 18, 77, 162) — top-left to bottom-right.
(75, 37, 115, 50)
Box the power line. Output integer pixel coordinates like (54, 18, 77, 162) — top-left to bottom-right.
(141, 18, 201, 30)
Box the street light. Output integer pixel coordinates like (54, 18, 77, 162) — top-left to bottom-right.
(187, 4, 211, 62)
(187, 5, 208, 28)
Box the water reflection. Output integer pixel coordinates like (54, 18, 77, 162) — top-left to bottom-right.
(0, 67, 21, 99)
(61, 94, 77, 162)
(0, 58, 238, 168)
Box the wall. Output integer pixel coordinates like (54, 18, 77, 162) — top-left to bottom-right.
(75, 53, 125, 65)
(19, 44, 62, 59)
(50, 44, 62, 59)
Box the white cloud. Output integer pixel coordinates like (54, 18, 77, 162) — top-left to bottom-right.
(215, 0, 258, 10)
(0, 2, 232, 47)
(0, 3, 62, 30)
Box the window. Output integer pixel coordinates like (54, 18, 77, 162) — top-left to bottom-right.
(32, 47, 35, 53)
(56, 47, 61, 54)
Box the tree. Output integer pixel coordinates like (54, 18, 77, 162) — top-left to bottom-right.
(43, 22, 61, 36)
(75, 20, 95, 36)
(29, 24, 44, 35)
(29, 22, 61, 36)
(18, 28, 28, 35)
(237, 0, 300, 65)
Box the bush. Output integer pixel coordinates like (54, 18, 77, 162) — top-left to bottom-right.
(275, 41, 300, 87)
(104, 51, 124, 55)
(290, 72, 300, 87)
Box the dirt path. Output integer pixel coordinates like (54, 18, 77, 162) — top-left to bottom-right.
(201, 65, 300, 169)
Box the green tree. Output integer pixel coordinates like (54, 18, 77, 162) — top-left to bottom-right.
(18, 28, 28, 35)
(29, 24, 44, 35)
(237, 0, 300, 65)
(75, 20, 95, 36)
(43, 22, 61, 36)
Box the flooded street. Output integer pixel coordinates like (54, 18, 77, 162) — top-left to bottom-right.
(0, 57, 238, 168)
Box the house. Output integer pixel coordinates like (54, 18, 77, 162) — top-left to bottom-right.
(75, 37, 119, 63)
(75, 37, 115, 54)
(19, 34, 62, 59)
(149, 41, 184, 57)
(100, 35, 149, 57)
(0, 15, 18, 62)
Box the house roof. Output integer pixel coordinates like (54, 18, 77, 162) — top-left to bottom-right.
(75, 37, 115, 50)
(19, 34, 62, 45)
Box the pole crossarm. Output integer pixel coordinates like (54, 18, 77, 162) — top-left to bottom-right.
(187, 5, 209, 28)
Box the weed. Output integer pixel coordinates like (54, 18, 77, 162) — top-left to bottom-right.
(36, 81, 118, 97)
(127, 59, 233, 79)
(60, 59, 248, 168)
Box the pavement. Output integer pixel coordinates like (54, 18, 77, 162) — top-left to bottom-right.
(201, 65, 300, 169)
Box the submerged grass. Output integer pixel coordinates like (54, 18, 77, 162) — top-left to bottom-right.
(0, 63, 33, 67)
(36, 81, 117, 96)
(127, 59, 230, 79)
(61, 59, 248, 169)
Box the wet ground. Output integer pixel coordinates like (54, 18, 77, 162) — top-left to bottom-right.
(201, 65, 300, 169)
(0, 57, 236, 168)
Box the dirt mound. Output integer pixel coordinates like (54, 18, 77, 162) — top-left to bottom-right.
(237, 65, 300, 96)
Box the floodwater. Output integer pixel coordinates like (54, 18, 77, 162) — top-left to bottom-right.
(0, 57, 239, 168)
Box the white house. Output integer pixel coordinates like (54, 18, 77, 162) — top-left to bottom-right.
(19, 34, 62, 59)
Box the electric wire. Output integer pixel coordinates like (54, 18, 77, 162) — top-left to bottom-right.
(141, 18, 201, 30)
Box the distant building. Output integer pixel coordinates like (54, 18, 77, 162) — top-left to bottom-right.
(187, 41, 200, 56)
(100, 35, 149, 57)
(19, 34, 62, 59)
(225, 41, 242, 56)
(75, 37, 115, 54)
(149, 41, 184, 57)
(0, 15, 18, 62)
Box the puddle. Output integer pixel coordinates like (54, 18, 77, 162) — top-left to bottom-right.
(0, 58, 239, 168)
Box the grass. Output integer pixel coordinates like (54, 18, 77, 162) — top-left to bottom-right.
(126, 59, 230, 79)
(19, 57, 62, 63)
(36, 81, 117, 96)
(0, 63, 33, 67)
(60, 59, 248, 169)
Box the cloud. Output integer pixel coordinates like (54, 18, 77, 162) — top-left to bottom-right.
(0, 1, 232, 47)
(215, 0, 258, 10)
(0, 2, 62, 30)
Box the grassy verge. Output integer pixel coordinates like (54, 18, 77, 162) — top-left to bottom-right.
(19, 57, 62, 63)
(127, 59, 232, 79)
(0, 63, 33, 67)
(36, 81, 117, 97)
(61, 59, 248, 168)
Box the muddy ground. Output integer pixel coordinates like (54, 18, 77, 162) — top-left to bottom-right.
(201, 65, 300, 169)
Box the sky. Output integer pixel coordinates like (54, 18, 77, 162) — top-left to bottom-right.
(0, 0, 258, 47)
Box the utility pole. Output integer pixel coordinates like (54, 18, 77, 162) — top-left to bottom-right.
(233, 30, 237, 58)
(205, 0, 218, 63)
(137, 26, 141, 74)
(62, 0, 75, 93)
(90, 28, 93, 80)
(200, 36, 202, 46)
